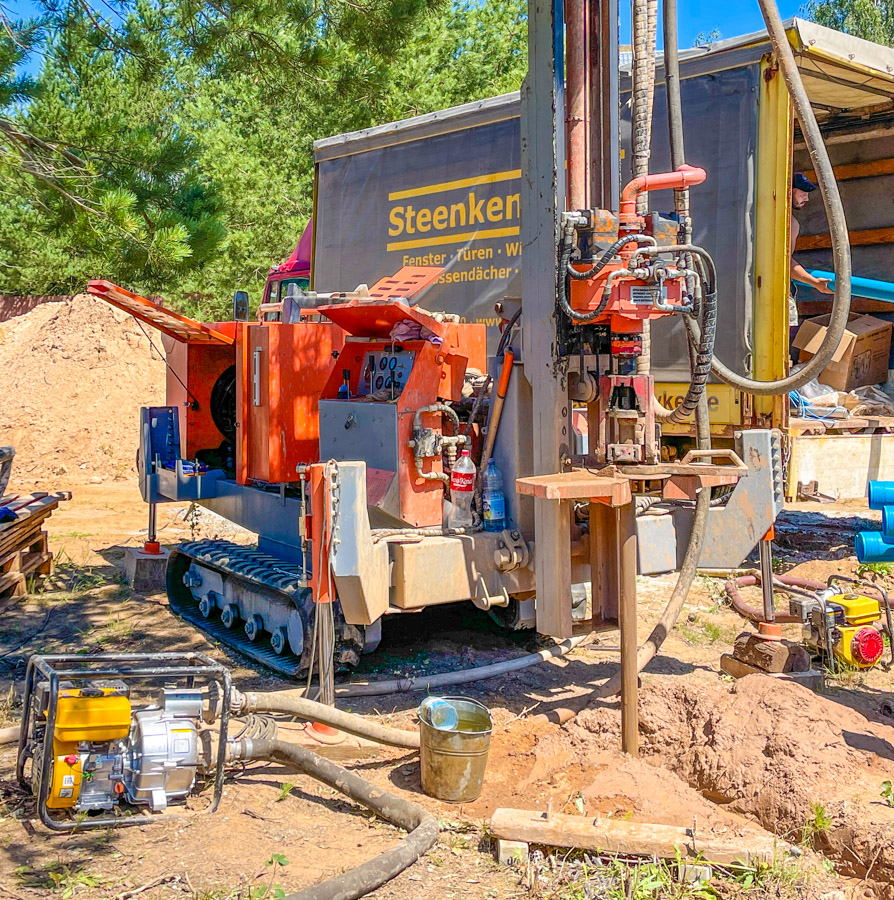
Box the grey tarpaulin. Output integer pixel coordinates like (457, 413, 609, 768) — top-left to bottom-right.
(314, 96, 521, 350)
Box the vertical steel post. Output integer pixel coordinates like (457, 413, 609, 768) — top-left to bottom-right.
(318, 604, 336, 706)
(523, 0, 572, 639)
(618, 502, 639, 756)
(566, 0, 589, 210)
(147, 502, 157, 544)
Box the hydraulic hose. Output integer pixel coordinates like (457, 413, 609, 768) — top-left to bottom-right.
(234, 691, 421, 749)
(237, 737, 439, 900)
(697, 0, 851, 396)
(337, 635, 588, 697)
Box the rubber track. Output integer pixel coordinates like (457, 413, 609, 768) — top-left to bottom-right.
(167, 539, 361, 680)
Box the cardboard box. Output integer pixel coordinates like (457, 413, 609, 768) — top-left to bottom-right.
(793, 313, 892, 392)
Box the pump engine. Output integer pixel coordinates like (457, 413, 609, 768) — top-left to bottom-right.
(789, 578, 894, 670)
(17, 653, 230, 829)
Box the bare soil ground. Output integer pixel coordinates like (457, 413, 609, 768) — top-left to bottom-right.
(0, 298, 892, 899)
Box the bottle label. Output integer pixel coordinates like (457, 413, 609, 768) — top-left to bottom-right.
(451, 471, 475, 492)
(484, 495, 505, 520)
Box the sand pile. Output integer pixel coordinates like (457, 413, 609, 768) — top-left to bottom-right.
(573, 675, 894, 890)
(0, 294, 165, 486)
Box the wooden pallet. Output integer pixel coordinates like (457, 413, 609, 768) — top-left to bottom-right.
(0, 531, 52, 604)
(790, 415, 894, 437)
(0, 491, 70, 603)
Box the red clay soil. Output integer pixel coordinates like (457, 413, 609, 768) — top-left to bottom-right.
(570, 675, 894, 893)
(0, 294, 165, 485)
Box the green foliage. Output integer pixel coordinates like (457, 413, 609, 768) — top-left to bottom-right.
(882, 779, 894, 807)
(801, 801, 832, 848)
(14, 861, 104, 896)
(0, 0, 527, 311)
(856, 561, 894, 579)
(805, 0, 894, 45)
(692, 27, 722, 46)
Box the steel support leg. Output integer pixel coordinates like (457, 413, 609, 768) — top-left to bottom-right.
(759, 537, 775, 623)
(618, 502, 639, 756)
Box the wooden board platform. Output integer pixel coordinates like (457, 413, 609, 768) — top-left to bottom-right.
(489, 808, 789, 866)
(790, 415, 894, 436)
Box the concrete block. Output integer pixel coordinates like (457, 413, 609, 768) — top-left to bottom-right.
(496, 839, 530, 866)
(720, 654, 824, 691)
(679, 864, 713, 884)
(124, 546, 170, 594)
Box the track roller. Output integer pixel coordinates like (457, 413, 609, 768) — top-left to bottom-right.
(166, 540, 366, 679)
(244, 614, 264, 642)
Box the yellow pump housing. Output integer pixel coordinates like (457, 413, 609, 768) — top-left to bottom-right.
(44, 685, 131, 809)
(835, 593, 881, 627)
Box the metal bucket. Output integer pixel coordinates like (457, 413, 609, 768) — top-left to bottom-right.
(418, 696, 492, 803)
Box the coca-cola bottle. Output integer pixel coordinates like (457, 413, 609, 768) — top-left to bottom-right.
(448, 449, 476, 529)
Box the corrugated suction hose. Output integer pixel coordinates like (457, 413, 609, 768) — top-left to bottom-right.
(234, 737, 439, 900)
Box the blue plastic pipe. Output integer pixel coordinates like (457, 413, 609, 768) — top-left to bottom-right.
(798, 269, 894, 305)
(856, 530, 894, 563)
(868, 480, 894, 510)
(883, 506, 894, 540)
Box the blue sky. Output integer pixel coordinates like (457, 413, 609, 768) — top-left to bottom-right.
(622, 1, 804, 47)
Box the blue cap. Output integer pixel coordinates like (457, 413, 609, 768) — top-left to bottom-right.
(792, 173, 818, 193)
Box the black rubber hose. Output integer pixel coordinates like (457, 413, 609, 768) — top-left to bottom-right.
(697, 0, 851, 396)
(240, 737, 439, 900)
(567, 234, 643, 280)
(496, 306, 522, 356)
(557, 233, 613, 323)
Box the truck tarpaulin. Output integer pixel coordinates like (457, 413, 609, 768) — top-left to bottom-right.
(313, 96, 521, 348)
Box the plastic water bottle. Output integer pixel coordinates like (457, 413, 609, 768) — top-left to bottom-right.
(419, 697, 458, 731)
(482, 458, 506, 532)
(448, 450, 476, 529)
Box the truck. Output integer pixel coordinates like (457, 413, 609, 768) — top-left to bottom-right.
(312, 18, 894, 447)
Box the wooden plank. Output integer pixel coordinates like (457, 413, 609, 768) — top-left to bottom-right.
(517, 470, 632, 504)
(797, 226, 894, 251)
(489, 808, 786, 866)
(804, 157, 894, 183)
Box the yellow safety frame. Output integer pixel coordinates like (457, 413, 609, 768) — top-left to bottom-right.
(752, 52, 793, 427)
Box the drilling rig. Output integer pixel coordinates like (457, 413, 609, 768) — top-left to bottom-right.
(89, 0, 852, 753)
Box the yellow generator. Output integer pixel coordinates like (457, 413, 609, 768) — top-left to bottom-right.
(16, 653, 231, 831)
(789, 577, 893, 671)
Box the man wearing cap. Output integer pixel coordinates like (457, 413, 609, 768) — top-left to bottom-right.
(789, 173, 833, 340)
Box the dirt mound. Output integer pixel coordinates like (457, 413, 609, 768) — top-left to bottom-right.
(0, 294, 165, 486)
(574, 676, 894, 891)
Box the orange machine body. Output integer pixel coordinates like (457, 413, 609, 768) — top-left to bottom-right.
(163, 326, 238, 460)
(318, 300, 486, 527)
(237, 322, 345, 484)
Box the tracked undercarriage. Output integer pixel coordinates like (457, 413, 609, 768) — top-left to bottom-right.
(167, 540, 367, 678)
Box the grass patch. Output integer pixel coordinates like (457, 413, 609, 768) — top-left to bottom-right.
(856, 561, 894, 580)
(801, 801, 832, 849)
(524, 848, 820, 900)
(14, 861, 104, 897)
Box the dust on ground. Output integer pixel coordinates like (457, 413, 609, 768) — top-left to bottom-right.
(0, 298, 892, 899)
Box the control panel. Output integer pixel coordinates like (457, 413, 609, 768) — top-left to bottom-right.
(358, 350, 416, 398)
